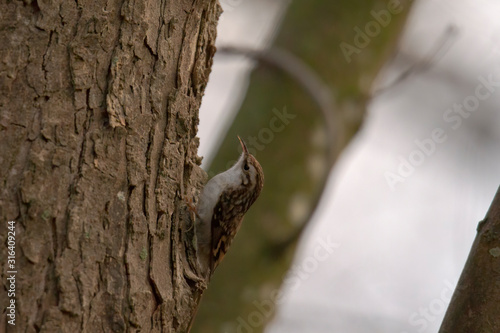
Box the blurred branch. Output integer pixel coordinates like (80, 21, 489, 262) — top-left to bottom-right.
(372, 24, 459, 96)
(218, 46, 343, 166)
(218, 46, 343, 252)
(439, 186, 500, 333)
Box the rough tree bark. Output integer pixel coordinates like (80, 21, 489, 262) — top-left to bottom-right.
(0, 0, 219, 331)
(439, 186, 500, 332)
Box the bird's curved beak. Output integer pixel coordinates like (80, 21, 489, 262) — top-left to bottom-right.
(238, 136, 248, 155)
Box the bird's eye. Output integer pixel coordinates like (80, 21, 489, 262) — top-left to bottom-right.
(244, 163, 249, 171)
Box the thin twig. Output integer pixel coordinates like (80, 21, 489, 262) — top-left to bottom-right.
(372, 24, 459, 96)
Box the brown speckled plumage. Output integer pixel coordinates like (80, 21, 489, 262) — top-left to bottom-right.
(196, 137, 264, 276)
(209, 153, 263, 273)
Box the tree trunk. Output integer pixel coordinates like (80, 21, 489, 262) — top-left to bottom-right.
(0, 0, 219, 331)
(439, 186, 500, 332)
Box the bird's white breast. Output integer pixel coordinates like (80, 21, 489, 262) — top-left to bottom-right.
(196, 159, 243, 246)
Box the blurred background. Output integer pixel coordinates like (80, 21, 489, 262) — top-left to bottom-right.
(193, 0, 500, 332)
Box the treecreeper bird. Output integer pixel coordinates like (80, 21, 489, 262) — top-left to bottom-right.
(195, 137, 264, 277)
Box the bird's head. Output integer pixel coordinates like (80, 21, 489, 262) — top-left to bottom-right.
(234, 136, 264, 201)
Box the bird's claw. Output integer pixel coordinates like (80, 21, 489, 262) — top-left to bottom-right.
(183, 195, 201, 220)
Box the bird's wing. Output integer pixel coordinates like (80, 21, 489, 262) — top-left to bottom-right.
(210, 188, 244, 274)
